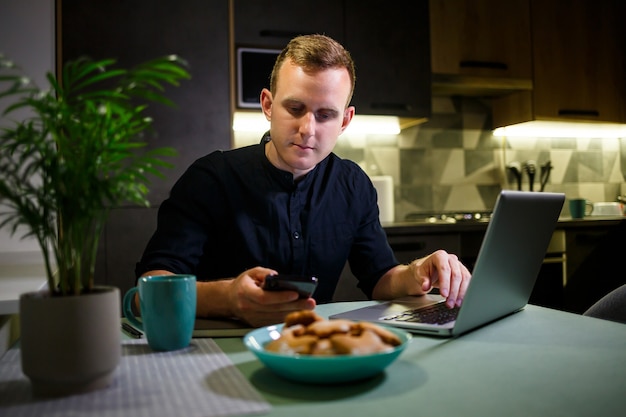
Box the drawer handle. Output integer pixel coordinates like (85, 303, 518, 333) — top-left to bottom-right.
(459, 60, 508, 71)
(259, 29, 308, 39)
(370, 102, 413, 111)
(558, 109, 600, 117)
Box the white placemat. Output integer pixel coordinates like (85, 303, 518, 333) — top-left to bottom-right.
(0, 338, 271, 417)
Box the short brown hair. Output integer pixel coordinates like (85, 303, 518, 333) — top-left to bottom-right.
(269, 34, 356, 107)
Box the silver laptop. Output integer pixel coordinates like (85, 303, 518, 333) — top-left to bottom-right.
(330, 190, 565, 337)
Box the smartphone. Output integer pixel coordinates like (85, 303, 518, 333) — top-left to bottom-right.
(263, 274, 318, 299)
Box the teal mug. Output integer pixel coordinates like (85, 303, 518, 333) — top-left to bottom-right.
(123, 274, 196, 351)
(569, 198, 593, 219)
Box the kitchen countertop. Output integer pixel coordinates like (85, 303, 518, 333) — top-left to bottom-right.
(0, 251, 48, 359)
(383, 215, 625, 235)
(0, 251, 48, 315)
(553, 216, 626, 227)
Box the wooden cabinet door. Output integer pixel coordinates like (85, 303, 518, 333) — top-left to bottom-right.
(429, 0, 532, 79)
(233, 0, 344, 48)
(530, 0, 624, 123)
(344, 0, 431, 118)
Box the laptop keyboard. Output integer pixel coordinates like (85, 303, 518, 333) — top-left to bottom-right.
(383, 302, 460, 325)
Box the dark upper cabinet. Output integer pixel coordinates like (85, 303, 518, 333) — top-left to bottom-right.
(61, 0, 232, 292)
(232, 0, 431, 119)
(61, 0, 231, 206)
(344, 0, 431, 118)
(563, 222, 626, 313)
(233, 0, 344, 48)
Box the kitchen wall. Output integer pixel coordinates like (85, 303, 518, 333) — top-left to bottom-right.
(0, 0, 54, 253)
(337, 97, 503, 218)
(235, 95, 625, 222)
(342, 96, 625, 221)
(347, 96, 625, 220)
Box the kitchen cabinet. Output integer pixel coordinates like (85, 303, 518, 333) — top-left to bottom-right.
(333, 231, 461, 302)
(456, 228, 567, 310)
(98, 208, 159, 301)
(232, 0, 431, 119)
(492, 0, 626, 127)
(429, 0, 533, 96)
(343, 0, 431, 118)
(563, 221, 626, 314)
(62, 0, 231, 205)
(387, 233, 462, 264)
(338, 218, 626, 311)
(61, 0, 231, 295)
(336, 223, 573, 309)
(232, 0, 344, 48)
(334, 225, 568, 308)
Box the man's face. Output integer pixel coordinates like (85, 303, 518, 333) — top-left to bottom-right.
(260, 59, 355, 179)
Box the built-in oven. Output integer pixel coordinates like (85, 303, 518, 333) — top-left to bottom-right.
(531, 230, 567, 309)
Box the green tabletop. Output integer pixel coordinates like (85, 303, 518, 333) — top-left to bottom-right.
(215, 302, 626, 417)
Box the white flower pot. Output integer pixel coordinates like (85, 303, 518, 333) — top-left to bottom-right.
(19, 286, 121, 397)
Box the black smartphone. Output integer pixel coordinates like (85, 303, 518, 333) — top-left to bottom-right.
(263, 274, 318, 299)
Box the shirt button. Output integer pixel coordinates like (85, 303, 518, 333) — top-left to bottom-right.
(293, 231, 300, 239)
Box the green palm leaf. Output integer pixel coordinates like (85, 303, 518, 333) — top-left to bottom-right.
(0, 54, 190, 296)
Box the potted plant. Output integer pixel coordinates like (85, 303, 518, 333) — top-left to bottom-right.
(0, 53, 190, 396)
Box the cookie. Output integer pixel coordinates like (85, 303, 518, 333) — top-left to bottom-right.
(265, 310, 403, 356)
(358, 321, 402, 346)
(330, 329, 391, 355)
(306, 319, 355, 338)
(265, 324, 319, 354)
(284, 310, 323, 328)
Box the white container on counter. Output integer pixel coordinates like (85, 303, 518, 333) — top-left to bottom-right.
(370, 175, 394, 223)
(591, 202, 623, 216)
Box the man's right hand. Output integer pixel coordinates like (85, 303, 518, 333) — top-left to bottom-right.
(198, 266, 317, 327)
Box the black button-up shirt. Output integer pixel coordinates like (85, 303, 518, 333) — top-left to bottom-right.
(136, 137, 398, 303)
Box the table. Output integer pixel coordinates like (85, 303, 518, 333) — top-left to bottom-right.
(217, 302, 626, 417)
(2, 302, 626, 417)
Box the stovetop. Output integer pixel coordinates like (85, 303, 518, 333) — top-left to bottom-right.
(404, 211, 492, 224)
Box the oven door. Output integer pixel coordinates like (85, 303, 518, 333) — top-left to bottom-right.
(529, 230, 566, 309)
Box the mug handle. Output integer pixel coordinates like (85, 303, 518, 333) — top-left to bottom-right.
(585, 202, 594, 216)
(122, 287, 144, 331)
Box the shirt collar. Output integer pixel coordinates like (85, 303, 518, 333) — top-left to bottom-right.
(259, 132, 323, 189)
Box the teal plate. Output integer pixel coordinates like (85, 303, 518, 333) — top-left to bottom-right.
(243, 323, 411, 384)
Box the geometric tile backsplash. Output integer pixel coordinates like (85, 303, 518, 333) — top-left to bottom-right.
(234, 96, 625, 222)
(333, 96, 625, 220)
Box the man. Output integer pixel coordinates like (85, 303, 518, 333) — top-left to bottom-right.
(136, 34, 471, 327)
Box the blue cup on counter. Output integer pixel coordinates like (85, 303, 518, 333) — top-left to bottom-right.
(569, 198, 593, 219)
(123, 274, 196, 351)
